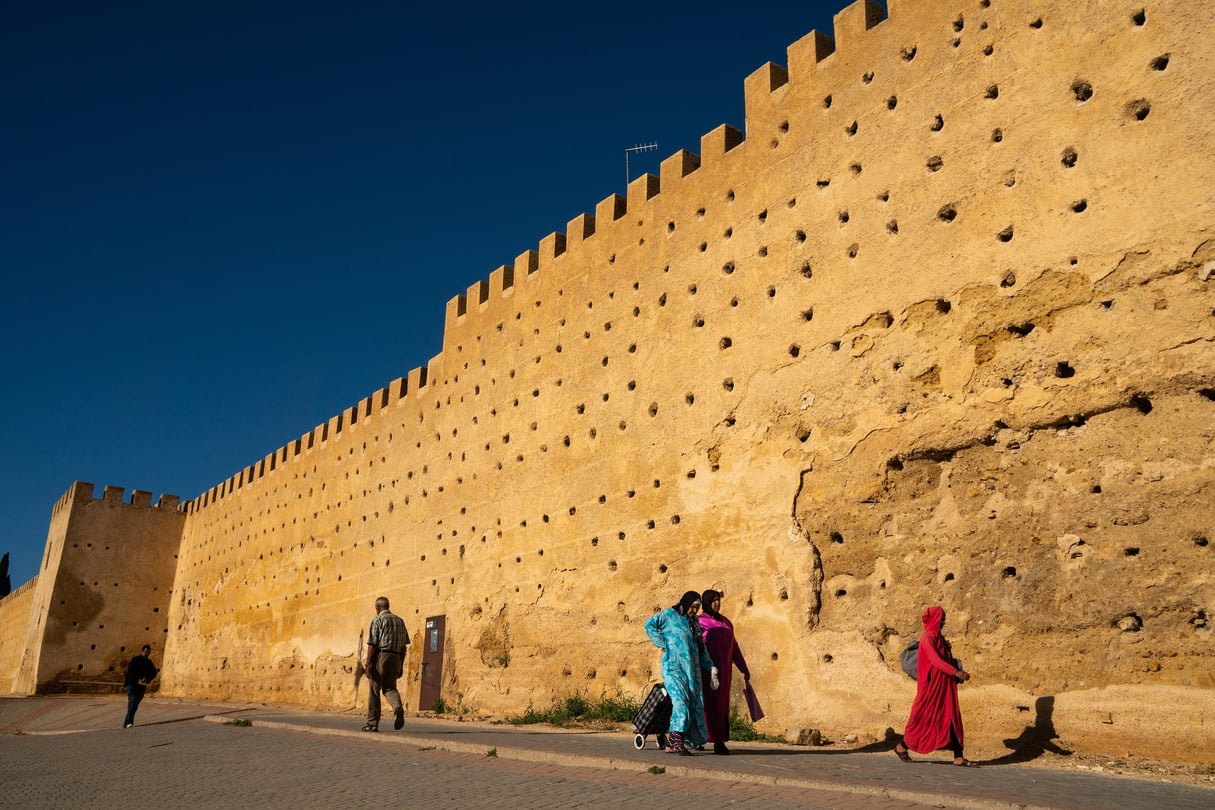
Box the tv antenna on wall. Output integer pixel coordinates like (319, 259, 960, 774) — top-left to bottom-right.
(624, 142, 659, 187)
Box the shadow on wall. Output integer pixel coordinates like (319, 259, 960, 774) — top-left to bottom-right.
(354, 630, 366, 696)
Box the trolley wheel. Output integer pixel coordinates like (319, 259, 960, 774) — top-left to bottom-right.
(656, 733, 668, 750)
(633, 734, 645, 750)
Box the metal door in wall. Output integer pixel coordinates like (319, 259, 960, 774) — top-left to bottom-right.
(418, 615, 445, 711)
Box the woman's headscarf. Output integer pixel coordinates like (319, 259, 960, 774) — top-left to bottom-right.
(701, 588, 723, 620)
(921, 605, 953, 660)
(674, 591, 708, 657)
(922, 606, 945, 635)
(675, 591, 702, 613)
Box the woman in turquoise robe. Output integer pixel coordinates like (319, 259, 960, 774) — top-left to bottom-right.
(645, 591, 716, 754)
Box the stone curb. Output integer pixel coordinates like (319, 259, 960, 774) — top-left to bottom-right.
(201, 715, 1053, 810)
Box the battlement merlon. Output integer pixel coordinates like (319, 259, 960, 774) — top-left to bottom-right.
(595, 194, 626, 227)
(660, 150, 701, 192)
(567, 213, 595, 248)
(469, 279, 490, 309)
(326, 410, 346, 443)
(490, 264, 515, 296)
(834, 0, 887, 49)
(700, 124, 744, 168)
(515, 248, 539, 280)
(70, 482, 95, 506)
(408, 364, 428, 396)
(788, 30, 837, 83)
(626, 174, 661, 217)
(744, 62, 790, 137)
(388, 375, 407, 402)
(446, 291, 466, 321)
(539, 231, 566, 269)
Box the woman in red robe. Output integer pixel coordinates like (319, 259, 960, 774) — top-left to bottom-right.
(699, 589, 751, 755)
(895, 606, 978, 766)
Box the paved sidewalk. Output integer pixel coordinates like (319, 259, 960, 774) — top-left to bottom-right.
(2, 696, 1212, 809)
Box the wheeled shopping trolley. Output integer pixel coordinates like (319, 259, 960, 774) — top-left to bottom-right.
(631, 682, 672, 749)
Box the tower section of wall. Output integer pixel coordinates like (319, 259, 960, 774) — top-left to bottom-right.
(160, 0, 1213, 760)
(11, 483, 182, 694)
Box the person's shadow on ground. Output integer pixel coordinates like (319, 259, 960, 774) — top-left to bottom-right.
(865, 697, 1071, 767)
(985, 695, 1072, 765)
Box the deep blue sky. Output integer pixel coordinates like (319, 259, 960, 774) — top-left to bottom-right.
(1, 1, 851, 587)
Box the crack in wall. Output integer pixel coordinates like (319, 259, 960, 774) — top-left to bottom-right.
(791, 467, 823, 632)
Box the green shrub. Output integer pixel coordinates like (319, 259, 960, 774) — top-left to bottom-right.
(728, 706, 783, 742)
(508, 689, 641, 726)
(587, 690, 643, 723)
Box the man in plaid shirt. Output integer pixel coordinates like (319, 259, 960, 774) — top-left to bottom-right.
(362, 596, 410, 731)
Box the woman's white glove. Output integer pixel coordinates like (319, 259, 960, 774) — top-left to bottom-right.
(710, 667, 720, 690)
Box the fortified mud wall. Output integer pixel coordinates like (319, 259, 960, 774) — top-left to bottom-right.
(0, 579, 38, 693)
(150, 0, 1214, 760)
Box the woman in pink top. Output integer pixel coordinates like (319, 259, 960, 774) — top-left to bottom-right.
(699, 588, 751, 754)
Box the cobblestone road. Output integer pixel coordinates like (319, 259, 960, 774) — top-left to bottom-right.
(1, 720, 926, 809)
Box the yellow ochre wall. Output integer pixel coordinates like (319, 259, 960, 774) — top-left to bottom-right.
(3, 0, 1212, 762)
(0, 579, 37, 694)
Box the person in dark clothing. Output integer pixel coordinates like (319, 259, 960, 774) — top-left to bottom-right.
(123, 645, 158, 728)
(362, 596, 410, 732)
(699, 588, 751, 755)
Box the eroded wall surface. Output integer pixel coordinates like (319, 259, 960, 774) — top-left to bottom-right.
(156, 0, 1212, 760)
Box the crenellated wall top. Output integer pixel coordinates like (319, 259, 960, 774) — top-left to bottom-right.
(52, 481, 182, 518)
